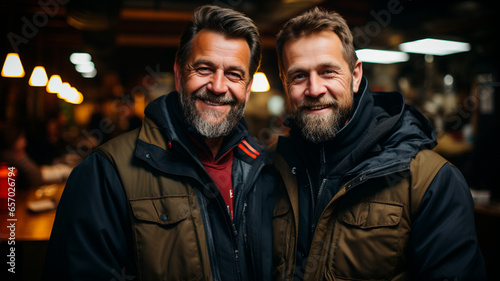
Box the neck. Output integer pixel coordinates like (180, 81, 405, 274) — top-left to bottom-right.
(204, 137, 224, 159)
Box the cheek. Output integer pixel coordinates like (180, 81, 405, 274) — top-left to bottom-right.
(288, 90, 303, 109)
(183, 74, 208, 93)
(230, 83, 251, 103)
(336, 91, 353, 108)
(326, 81, 352, 104)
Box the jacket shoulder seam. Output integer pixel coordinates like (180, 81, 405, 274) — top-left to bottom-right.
(410, 149, 448, 218)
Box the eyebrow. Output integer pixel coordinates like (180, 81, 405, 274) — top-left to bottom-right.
(286, 65, 304, 80)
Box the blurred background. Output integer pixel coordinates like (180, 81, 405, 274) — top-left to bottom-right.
(0, 0, 499, 280)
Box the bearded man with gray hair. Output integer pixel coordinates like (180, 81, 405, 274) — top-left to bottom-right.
(44, 5, 276, 280)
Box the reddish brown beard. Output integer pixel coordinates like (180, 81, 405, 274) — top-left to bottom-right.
(294, 96, 353, 143)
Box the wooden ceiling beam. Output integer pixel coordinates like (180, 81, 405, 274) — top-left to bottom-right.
(120, 8, 193, 22)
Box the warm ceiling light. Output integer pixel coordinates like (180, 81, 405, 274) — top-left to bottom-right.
(251, 72, 270, 92)
(399, 38, 471, 56)
(1, 53, 25, 77)
(70, 53, 92, 64)
(47, 75, 63, 93)
(356, 49, 409, 64)
(64, 87, 80, 103)
(75, 91, 84, 104)
(29, 66, 49, 86)
(57, 82, 71, 100)
(67, 90, 84, 104)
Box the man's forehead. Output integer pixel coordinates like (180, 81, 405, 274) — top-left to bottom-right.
(186, 30, 251, 77)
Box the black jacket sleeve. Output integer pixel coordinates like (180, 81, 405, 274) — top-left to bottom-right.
(42, 152, 135, 280)
(407, 163, 487, 281)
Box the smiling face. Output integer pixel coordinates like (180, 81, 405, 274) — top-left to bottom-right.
(282, 30, 363, 143)
(175, 30, 253, 139)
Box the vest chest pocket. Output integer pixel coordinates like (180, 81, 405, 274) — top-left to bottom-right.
(129, 196, 208, 280)
(341, 201, 403, 229)
(329, 201, 406, 280)
(129, 195, 190, 225)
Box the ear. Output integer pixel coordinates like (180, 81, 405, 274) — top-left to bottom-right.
(351, 60, 363, 93)
(245, 78, 253, 102)
(174, 61, 182, 93)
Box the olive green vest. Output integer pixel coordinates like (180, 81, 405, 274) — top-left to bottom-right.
(96, 121, 213, 280)
(272, 149, 448, 281)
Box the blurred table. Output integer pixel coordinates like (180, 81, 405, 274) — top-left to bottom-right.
(0, 183, 64, 280)
(0, 183, 64, 241)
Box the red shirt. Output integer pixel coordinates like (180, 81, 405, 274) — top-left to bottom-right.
(190, 136, 234, 219)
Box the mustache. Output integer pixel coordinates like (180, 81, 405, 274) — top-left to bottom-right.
(297, 98, 338, 111)
(192, 88, 236, 105)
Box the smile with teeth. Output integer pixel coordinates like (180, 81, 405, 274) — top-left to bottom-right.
(200, 98, 229, 106)
(306, 104, 331, 111)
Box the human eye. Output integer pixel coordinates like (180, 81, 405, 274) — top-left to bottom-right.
(321, 69, 336, 77)
(226, 71, 243, 81)
(291, 73, 306, 83)
(196, 66, 213, 75)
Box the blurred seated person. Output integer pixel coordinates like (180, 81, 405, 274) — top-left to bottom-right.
(27, 112, 69, 166)
(0, 124, 73, 188)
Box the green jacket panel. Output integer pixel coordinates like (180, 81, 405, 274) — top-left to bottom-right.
(96, 123, 212, 281)
(273, 149, 448, 281)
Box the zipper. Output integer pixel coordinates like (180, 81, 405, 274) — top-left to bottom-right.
(240, 203, 249, 278)
(208, 139, 265, 281)
(242, 203, 248, 245)
(160, 137, 265, 281)
(313, 178, 328, 227)
(319, 145, 326, 179)
(234, 153, 266, 281)
(196, 194, 223, 281)
(205, 137, 267, 281)
(211, 181, 242, 281)
(312, 163, 412, 231)
(151, 138, 228, 280)
(304, 169, 319, 240)
(196, 176, 242, 281)
(310, 146, 328, 233)
(171, 139, 243, 281)
(306, 145, 329, 236)
(233, 155, 266, 226)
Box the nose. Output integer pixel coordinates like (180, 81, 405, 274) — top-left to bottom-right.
(207, 70, 228, 95)
(306, 72, 326, 98)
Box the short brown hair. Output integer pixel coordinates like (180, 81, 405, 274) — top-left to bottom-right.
(276, 7, 357, 78)
(176, 5, 262, 78)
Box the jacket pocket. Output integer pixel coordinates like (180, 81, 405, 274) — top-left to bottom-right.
(340, 201, 403, 229)
(328, 201, 405, 280)
(129, 196, 207, 280)
(129, 195, 190, 225)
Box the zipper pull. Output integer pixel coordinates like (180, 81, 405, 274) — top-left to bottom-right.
(231, 222, 238, 237)
(320, 146, 326, 164)
(234, 249, 241, 276)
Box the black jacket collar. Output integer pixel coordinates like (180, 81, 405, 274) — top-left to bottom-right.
(277, 76, 436, 179)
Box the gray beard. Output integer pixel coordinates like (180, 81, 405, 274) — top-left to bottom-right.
(178, 86, 246, 139)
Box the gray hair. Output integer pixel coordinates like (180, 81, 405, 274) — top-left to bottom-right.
(175, 5, 262, 78)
